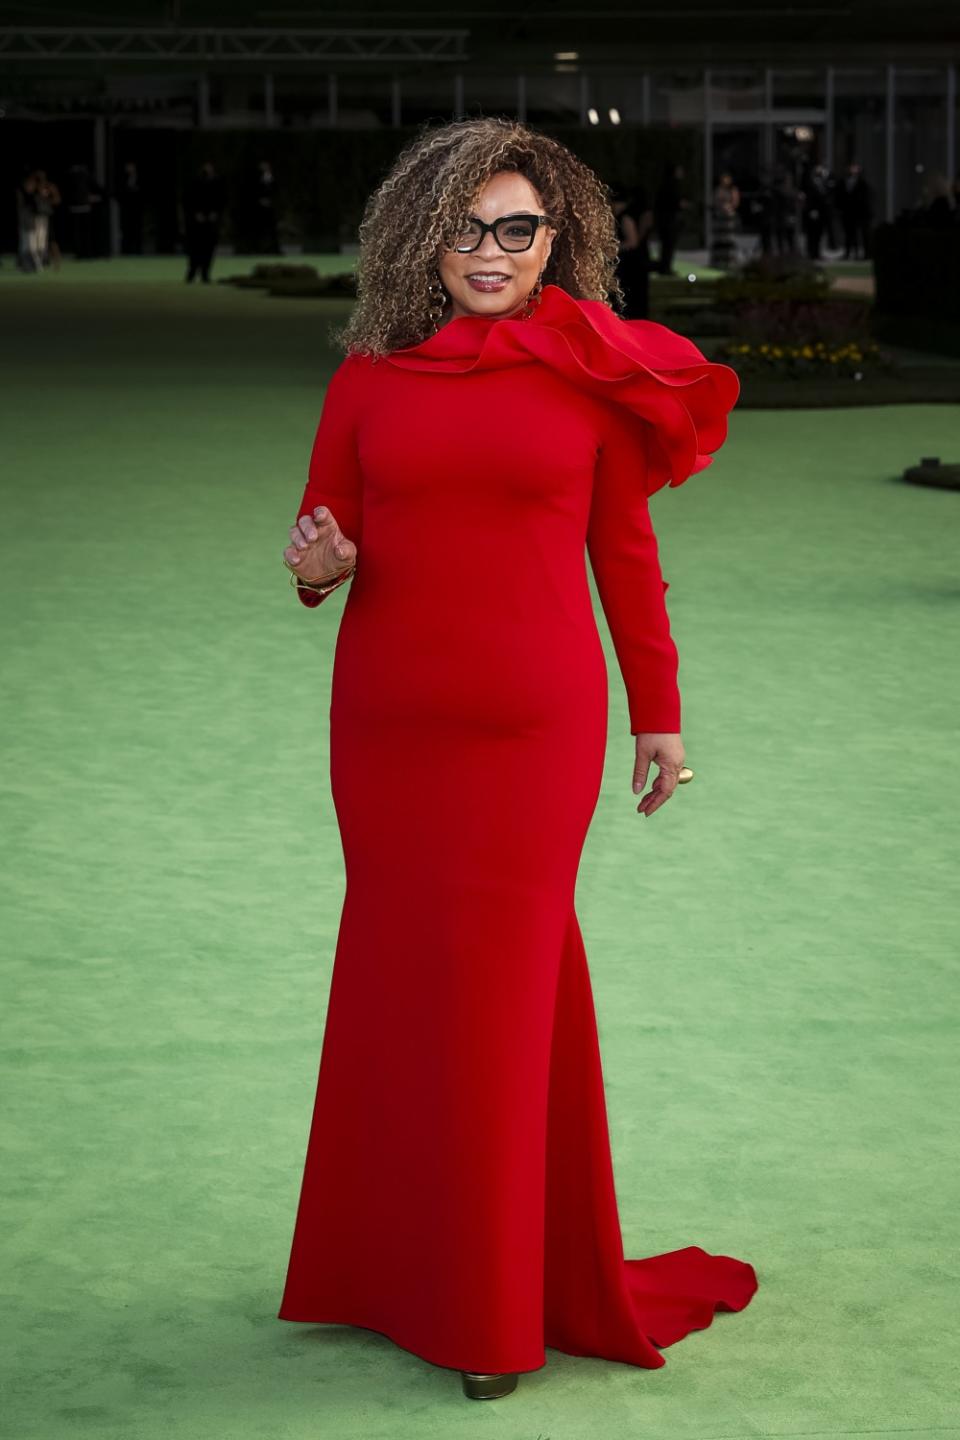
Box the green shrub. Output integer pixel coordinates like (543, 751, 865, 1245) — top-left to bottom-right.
(715, 254, 833, 306)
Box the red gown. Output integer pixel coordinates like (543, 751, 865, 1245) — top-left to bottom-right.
(277, 283, 758, 1374)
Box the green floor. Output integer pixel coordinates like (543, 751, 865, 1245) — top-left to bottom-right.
(2, 260, 959, 1439)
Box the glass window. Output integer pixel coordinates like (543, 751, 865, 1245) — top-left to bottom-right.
(708, 68, 766, 116)
(833, 70, 886, 205)
(895, 70, 951, 213)
(652, 69, 705, 125)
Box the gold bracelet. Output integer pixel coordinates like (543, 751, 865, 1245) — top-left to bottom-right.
(284, 558, 356, 595)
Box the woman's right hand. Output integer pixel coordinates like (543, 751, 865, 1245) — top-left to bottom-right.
(283, 505, 357, 583)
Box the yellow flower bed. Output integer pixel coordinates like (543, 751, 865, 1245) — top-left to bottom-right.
(721, 339, 886, 377)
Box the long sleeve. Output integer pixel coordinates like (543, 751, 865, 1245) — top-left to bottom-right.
(586, 402, 681, 734)
(291, 353, 366, 609)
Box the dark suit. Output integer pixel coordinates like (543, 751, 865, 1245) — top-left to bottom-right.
(184, 173, 226, 282)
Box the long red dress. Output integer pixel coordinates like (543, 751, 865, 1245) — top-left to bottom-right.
(277, 283, 758, 1374)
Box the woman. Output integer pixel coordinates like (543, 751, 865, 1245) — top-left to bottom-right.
(31, 170, 60, 270)
(16, 171, 40, 273)
(277, 117, 758, 1402)
(709, 170, 740, 270)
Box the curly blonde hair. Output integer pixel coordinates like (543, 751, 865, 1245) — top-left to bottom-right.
(332, 115, 624, 358)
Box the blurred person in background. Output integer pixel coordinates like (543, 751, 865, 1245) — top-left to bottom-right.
(32, 170, 60, 269)
(183, 160, 226, 284)
(15, 171, 40, 272)
(771, 166, 800, 256)
(921, 173, 957, 227)
(119, 161, 144, 255)
(254, 159, 281, 255)
(653, 161, 689, 276)
(15, 169, 59, 272)
(750, 168, 776, 256)
(709, 170, 740, 268)
(801, 161, 834, 261)
(611, 180, 652, 317)
(89, 173, 110, 258)
(64, 163, 100, 259)
(837, 160, 874, 259)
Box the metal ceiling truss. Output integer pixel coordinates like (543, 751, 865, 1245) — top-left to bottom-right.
(0, 26, 470, 64)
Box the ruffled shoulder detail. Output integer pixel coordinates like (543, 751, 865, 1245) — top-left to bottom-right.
(383, 283, 740, 497)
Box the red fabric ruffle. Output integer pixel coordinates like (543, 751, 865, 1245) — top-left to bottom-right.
(384, 283, 740, 498)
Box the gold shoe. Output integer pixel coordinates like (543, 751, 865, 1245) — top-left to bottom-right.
(460, 1370, 519, 1400)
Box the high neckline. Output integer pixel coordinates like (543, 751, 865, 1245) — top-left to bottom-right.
(381, 283, 741, 499)
(389, 283, 572, 360)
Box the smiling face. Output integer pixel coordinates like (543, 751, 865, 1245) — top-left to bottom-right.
(437, 169, 556, 324)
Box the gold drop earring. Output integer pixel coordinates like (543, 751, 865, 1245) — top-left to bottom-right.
(428, 269, 447, 334)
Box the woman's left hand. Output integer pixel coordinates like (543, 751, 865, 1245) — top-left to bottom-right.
(632, 732, 685, 817)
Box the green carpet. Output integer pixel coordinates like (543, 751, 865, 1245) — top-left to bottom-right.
(2, 259, 958, 1439)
